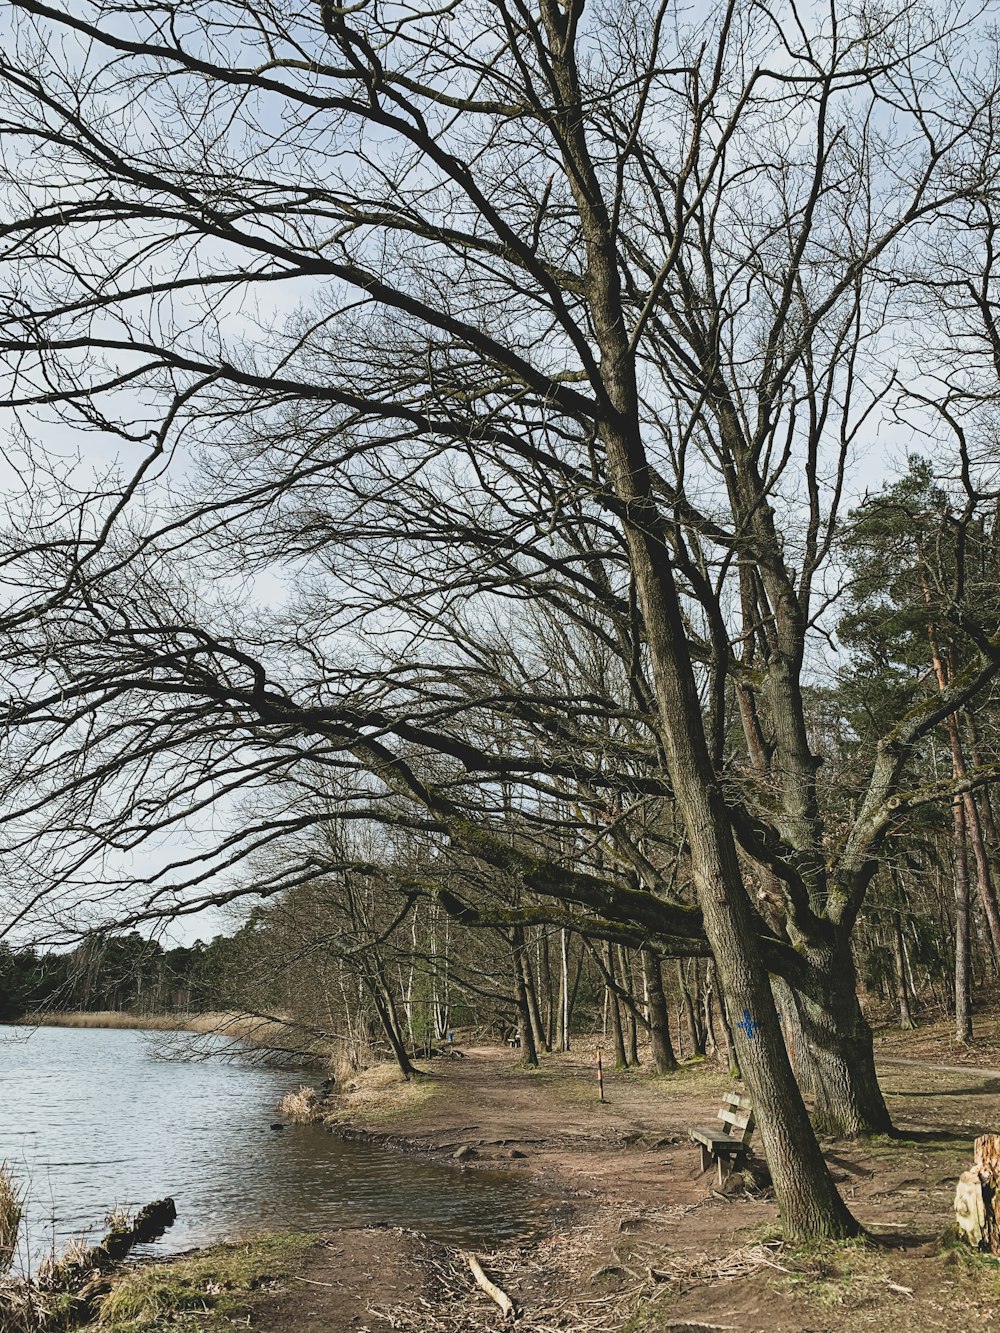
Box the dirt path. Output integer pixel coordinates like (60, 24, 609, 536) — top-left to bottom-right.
(880, 1054, 1000, 1078)
(240, 1044, 1000, 1332)
(324, 1045, 736, 1204)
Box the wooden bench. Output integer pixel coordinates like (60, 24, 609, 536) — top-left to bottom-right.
(690, 1091, 754, 1186)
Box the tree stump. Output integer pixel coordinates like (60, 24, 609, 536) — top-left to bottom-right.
(955, 1135, 1000, 1253)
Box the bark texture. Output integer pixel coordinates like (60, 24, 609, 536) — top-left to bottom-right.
(642, 948, 677, 1073)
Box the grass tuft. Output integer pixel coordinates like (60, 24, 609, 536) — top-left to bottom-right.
(0, 1162, 23, 1275)
(278, 1085, 318, 1122)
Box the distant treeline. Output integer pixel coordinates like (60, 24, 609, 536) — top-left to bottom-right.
(0, 933, 235, 1022)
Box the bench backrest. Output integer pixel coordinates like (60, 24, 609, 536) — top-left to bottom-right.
(716, 1090, 754, 1145)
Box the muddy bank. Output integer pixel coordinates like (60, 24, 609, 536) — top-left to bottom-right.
(253, 1043, 1000, 1330)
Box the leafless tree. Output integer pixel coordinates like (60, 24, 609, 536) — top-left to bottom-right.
(4, 0, 1000, 1235)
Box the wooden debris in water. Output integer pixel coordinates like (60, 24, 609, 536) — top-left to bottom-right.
(1, 1196, 178, 1332)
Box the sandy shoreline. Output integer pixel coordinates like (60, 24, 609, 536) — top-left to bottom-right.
(238, 1041, 1000, 1331)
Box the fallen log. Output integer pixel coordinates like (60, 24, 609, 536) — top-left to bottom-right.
(0, 1197, 179, 1331)
(459, 1250, 516, 1319)
(40, 1195, 177, 1315)
(104, 1197, 178, 1258)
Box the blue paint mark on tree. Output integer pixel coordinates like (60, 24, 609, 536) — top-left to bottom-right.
(738, 1009, 759, 1039)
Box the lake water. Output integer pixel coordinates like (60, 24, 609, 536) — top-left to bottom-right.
(0, 1025, 553, 1269)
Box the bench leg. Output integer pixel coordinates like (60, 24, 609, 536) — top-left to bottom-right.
(717, 1155, 729, 1188)
(698, 1144, 711, 1174)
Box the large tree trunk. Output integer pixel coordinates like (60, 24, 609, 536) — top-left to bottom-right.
(617, 491, 858, 1234)
(642, 948, 677, 1073)
(772, 978, 812, 1093)
(790, 938, 891, 1136)
(543, 16, 857, 1231)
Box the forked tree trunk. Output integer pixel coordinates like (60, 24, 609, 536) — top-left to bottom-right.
(713, 984, 739, 1079)
(522, 938, 550, 1053)
(611, 463, 858, 1235)
(542, 20, 857, 1230)
(622, 948, 640, 1065)
(677, 960, 706, 1056)
(364, 972, 418, 1080)
(922, 587, 992, 1014)
(538, 930, 554, 1049)
(963, 786, 1000, 972)
(702, 964, 718, 1056)
(626, 1005, 639, 1066)
(943, 710, 1000, 967)
(791, 935, 892, 1137)
(568, 938, 585, 1034)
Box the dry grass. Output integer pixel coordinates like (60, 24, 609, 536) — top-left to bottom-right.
(21, 1011, 331, 1065)
(0, 1162, 23, 1275)
(0, 1280, 63, 1333)
(278, 1085, 319, 1122)
(320, 1061, 439, 1128)
(23, 1011, 191, 1031)
(95, 1231, 315, 1330)
(1, 1229, 315, 1333)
